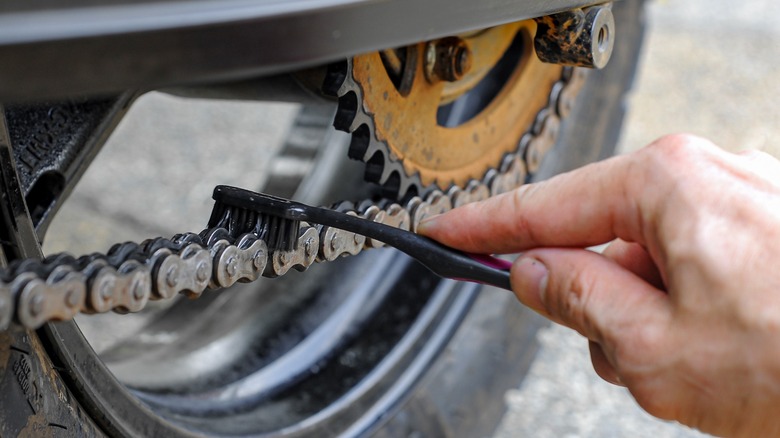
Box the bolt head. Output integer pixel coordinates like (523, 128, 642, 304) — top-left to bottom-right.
(427, 37, 472, 83)
(453, 46, 472, 78)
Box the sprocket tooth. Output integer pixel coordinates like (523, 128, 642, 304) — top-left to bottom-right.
(321, 60, 349, 97)
(362, 140, 385, 163)
(396, 172, 422, 201)
(333, 91, 359, 132)
(364, 150, 385, 183)
(407, 172, 430, 199)
(381, 171, 402, 198)
(376, 153, 398, 185)
(374, 154, 413, 200)
(347, 124, 371, 161)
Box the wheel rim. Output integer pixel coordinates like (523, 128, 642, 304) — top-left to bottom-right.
(39, 95, 474, 436)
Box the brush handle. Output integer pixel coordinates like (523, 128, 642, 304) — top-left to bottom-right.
(300, 204, 513, 291)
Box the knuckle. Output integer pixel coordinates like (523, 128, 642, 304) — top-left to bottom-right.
(639, 133, 716, 172)
(648, 133, 709, 155)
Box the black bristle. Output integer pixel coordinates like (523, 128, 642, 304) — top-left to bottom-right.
(207, 201, 227, 228)
(208, 186, 303, 252)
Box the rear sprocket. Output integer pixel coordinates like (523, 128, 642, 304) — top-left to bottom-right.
(323, 20, 563, 198)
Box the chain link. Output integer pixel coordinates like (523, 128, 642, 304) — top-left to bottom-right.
(0, 67, 585, 330)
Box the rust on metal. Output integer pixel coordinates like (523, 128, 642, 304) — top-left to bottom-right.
(351, 20, 562, 189)
(424, 37, 473, 83)
(533, 4, 615, 69)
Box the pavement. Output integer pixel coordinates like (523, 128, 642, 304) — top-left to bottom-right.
(41, 0, 778, 436)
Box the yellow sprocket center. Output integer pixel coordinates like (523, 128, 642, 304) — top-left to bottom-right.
(351, 20, 562, 190)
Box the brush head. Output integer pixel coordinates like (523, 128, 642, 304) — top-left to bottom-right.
(208, 186, 302, 252)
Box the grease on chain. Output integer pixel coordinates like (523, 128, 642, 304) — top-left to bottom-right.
(0, 67, 585, 330)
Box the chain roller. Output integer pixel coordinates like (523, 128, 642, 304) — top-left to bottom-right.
(209, 234, 268, 289)
(376, 203, 410, 231)
(16, 270, 86, 327)
(488, 155, 528, 195)
(83, 259, 147, 314)
(357, 203, 387, 249)
(524, 110, 561, 173)
(318, 210, 367, 262)
(267, 225, 319, 277)
(449, 180, 491, 209)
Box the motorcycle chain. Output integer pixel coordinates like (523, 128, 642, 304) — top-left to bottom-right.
(0, 67, 586, 330)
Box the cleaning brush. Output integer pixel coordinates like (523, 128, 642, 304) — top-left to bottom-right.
(208, 185, 513, 291)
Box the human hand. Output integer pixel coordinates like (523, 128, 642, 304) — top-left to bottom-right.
(418, 134, 780, 437)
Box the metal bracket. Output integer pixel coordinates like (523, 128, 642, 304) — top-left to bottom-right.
(0, 106, 42, 263)
(534, 3, 616, 69)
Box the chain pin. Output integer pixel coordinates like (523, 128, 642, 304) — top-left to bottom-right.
(166, 265, 179, 287)
(29, 293, 44, 317)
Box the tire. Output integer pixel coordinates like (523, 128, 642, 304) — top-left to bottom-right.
(0, 1, 645, 436)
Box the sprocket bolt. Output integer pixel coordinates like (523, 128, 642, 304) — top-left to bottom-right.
(425, 37, 472, 83)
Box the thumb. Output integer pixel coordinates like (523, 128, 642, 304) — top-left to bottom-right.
(512, 248, 671, 347)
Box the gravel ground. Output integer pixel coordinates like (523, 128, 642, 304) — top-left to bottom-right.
(493, 0, 778, 436)
(41, 0, 778, 436)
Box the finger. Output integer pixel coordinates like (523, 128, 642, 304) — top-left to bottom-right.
(589, 340, 624, 386)
(418, 134, 724, 255)
(603, 240, 666, 290)
(512, 248, 670, 350)
(418, 153, 647, 254)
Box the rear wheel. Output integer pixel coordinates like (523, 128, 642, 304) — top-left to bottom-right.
(0, 1, 645, 436)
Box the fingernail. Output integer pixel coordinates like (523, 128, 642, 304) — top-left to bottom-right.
(512, 256, 549, 312)
(416, 214, 441, 235)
